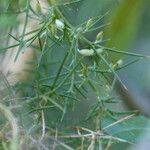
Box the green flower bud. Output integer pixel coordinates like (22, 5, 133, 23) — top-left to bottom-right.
(116, 59, 123, 67)
(50, 23, 57, 37)
(86, 18, 93, 30)
(95, 31, 103, 42)
(36, 0, 42, 14)
(113, 59, 123, 69)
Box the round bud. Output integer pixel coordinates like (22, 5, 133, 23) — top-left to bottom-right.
(55, 19, 65, 30)
(78, 48, 103, 56)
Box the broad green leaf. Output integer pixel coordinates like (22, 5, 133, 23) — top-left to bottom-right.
(102, 115, 150, 143)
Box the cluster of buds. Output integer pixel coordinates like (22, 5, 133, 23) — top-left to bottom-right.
(35, 0, 65, 40)
(77, 19, 105, 57)
(86, 18, 104, 44)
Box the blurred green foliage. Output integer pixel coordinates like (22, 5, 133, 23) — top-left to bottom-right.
(105, 0, 149, 62)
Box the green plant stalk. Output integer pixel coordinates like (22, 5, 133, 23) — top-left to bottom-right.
(0, 103, 19, 150)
